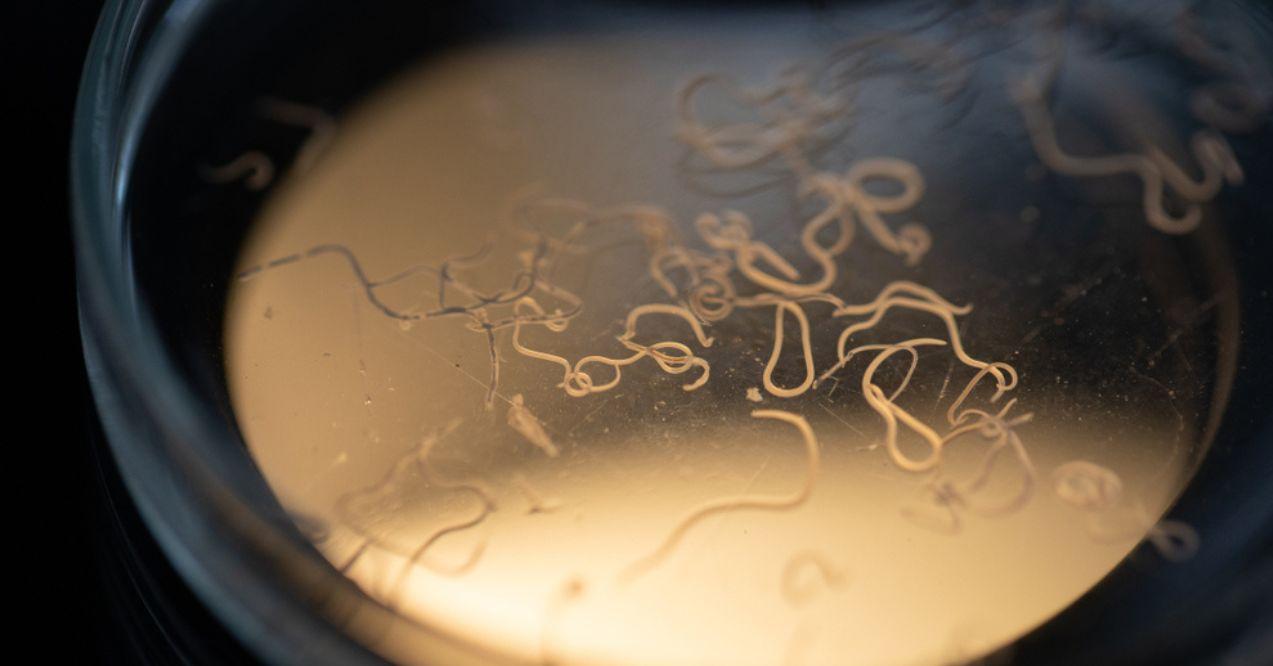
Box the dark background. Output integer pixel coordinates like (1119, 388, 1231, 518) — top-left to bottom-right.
(16, 0, 132, 660)
(14, 0, 112, 658)
(13, 3, 252, 663)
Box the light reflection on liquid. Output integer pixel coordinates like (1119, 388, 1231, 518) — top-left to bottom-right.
(225, 9, 1240, 665)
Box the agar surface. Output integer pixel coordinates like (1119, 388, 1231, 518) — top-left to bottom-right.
(228, 6, 1237, 657)
(241, 43, 1123, 578)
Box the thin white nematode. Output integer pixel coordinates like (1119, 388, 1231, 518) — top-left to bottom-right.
(620, 409, 821, 582)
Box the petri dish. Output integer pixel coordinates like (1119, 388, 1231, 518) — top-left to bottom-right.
(75, 1, 1273, 664)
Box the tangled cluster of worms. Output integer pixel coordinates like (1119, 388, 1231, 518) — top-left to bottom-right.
(223, 3, 1249, 654)
(1010, 2, 1254, 235)
(1013, 76, 1244, 234)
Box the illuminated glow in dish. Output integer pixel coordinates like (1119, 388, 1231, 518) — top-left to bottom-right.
(226, 10, 1241, 664)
